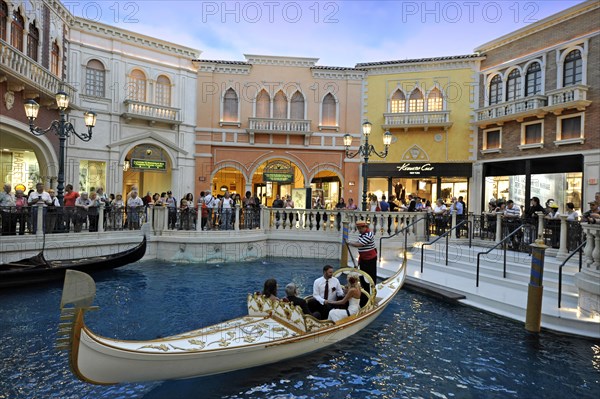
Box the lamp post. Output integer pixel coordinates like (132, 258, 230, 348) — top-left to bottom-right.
(24, 91, 97, 205)
(343, 120, 392, 211)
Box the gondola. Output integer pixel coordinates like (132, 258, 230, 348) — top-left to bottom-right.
(57, 261, 406, 384)
(0, 236, 146, 288)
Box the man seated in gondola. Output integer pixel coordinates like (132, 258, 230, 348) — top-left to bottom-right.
(283, 283, 320, 319)
(307, 265, 345, 320)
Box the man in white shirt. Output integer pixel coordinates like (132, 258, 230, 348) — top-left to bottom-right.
(28, 182, 52, 233)
(0, 184, 16, 234)
(220, 191, 234, 230)
(307, 265, 345, 319)
(203, 191, 216, 229)
(503, 200, 522, 248)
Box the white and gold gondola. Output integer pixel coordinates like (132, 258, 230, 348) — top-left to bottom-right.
(57, 261, 406, 385)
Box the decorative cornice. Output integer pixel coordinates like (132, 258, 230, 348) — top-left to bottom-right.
(194, 62, 251, 75)
(48, 0, 76, 25)
(475, 0, 600, 53)
(311, 70, 366, 80)
(244, 54, 319, 67)
(73, 18, 200, 58)
(360, 58, 483, 75)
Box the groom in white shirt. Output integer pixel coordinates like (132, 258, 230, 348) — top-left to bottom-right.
(308, 264, 345, 319)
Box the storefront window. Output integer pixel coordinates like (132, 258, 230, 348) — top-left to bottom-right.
(485, 173, 583, 211)
(1, 150, 40, 190)
(79, 160, 106, 193)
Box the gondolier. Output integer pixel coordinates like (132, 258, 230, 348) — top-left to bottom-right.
(347, 220, 377, 288)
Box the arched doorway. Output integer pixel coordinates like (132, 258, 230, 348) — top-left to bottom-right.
(0, 126, 56, 192)
(251, 159, 306, 206)
(311, 170, 342, 209)
(122, 144, 172, 197)
(211, 167, 246, 199)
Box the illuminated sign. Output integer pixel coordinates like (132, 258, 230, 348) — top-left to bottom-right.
(396, 163, 435, 175)
(131, 159, 167, 170)
(263, 172, 294, 183)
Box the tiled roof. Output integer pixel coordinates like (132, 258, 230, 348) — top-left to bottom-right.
(311, 66, 367, 71)
(356, 54, 481, 67)
(192, 59, 249, 65)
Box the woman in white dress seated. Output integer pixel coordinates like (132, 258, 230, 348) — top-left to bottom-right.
(326, 273, 361, 322)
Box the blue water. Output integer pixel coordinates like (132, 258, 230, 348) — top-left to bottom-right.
(0, 258, 598, 399)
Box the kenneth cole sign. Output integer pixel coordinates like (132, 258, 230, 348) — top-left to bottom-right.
(396, 163, 435, 175)
(366, 163, 472, 178)
(131, 159, 167, 170)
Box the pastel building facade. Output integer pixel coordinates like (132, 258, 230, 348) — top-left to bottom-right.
(356, 55, 483, 208)
(473, 0, 600, 214)
(1, 0, 72, 189)
(194, 55, 363, 207)
(66, 18, 199, 198)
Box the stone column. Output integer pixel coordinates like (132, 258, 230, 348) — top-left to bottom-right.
(574, 224, 600, 319)
(495, 213, 502, 244)
(556, 215, 569, 260)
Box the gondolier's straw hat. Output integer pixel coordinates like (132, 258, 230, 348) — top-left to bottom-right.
(355, 221, 368, 227)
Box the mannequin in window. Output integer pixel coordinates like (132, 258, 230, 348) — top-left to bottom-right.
(394, 183, 406, 205)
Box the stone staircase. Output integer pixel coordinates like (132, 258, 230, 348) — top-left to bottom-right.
(375, 238, 599, 339)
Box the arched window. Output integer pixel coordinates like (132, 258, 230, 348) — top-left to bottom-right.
(223, 88, 238, 122)
(427, 88, 443, 111)
(128, 69, 146, 101)
(85, 59, 105, 97)
(408, 89, 424, 112)
(273, 90, 287, 119)
(525, 62, 542, 96)
(155, 75, 171, 106)
(27, 22, 39, 60)
(50, 41, 60, 76)
(506, 69, 521, 101)
(11, 9, 24, 51)
(563, 49, 582, 86)
(390, 90, 405, 113)
(0, 1, 8, 41)
(255, 89, 270, 118)
(322, 93, 337, 126)
(290, 91, 304, 119)
(489, 74, 502, 105)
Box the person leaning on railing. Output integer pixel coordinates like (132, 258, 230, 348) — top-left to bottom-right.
(0, 184, 16, 235)
(583, 200, 600, 224)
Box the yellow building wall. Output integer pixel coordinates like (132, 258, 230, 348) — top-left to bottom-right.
(364, 66, 477, 164)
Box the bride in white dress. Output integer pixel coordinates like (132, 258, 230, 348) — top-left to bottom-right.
(326, 273, 361, 322)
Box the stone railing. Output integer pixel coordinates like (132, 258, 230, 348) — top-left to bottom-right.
(546, 84, 589, 107)
(383, 111, 451, 130)
(476, 95, 547, 124)
(0, 39, 75, 98)
(122, 99, 181, 124)
(575, 224, 600, 319)
(248, 117, 311, 133)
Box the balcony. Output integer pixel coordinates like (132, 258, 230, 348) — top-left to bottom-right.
(247, 117, 312, 145)
(122, 99, 181, 128)
(475, 95, 547, 127)
(544, 85, 591, 115)
(382, 111, 452, 131)
(0, 39, 75, 99)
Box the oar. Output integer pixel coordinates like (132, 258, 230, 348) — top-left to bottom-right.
(344, 240, 358, 268)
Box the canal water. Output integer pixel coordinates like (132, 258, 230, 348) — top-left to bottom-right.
(0, 258, 598, 399)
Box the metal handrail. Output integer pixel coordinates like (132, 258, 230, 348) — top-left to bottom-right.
(420, 220, 470, 273)
(475, 224, 523, 287)
(558, 241, 586, 308)
(378, 216, 427, 261)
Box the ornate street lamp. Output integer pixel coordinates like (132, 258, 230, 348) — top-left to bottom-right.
(24, 91, 97, 205)
(343, 120, 392, 211)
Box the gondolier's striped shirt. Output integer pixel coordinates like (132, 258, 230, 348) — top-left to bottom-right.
(357, 230, 375, 253)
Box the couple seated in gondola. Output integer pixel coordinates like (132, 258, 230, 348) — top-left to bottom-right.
(307, 265, 362, 322)
(261, 266, 361, 322)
